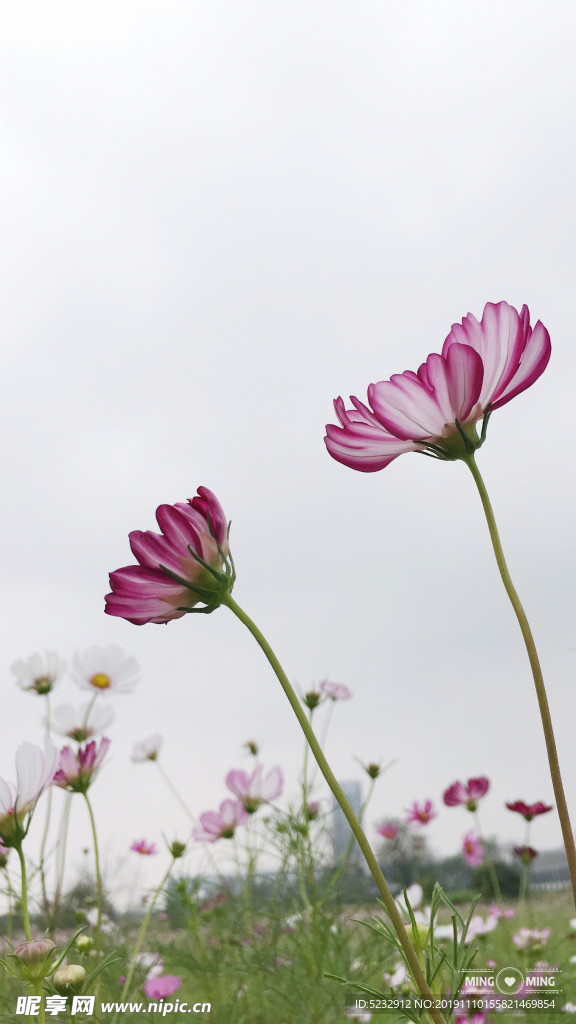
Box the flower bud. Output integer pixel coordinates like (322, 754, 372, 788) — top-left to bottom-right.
(54, 964, 86, 993)
(410, 921, 429, 952)
(305, 801, 320, 821)
(303, 690, 321, 710)
(76, 935, 93, 952)
(11, 939, 57, 980)
(169, 840, 187, 859)
(366, 763, 381, 779)
(244, 740, 258, 756)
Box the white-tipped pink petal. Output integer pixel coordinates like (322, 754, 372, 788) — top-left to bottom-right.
(489, 318, 551, 411)
(325, 397, 420, 472)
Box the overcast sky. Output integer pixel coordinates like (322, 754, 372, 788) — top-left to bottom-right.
(1, 2, 575, 903)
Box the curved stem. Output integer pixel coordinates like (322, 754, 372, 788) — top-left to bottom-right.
(302, 708, 313, 807)
(15, 844, 31, 940)
(222, 593, 445, 1024)
(120, 859, 175, 1001)
(465, 455, 576, 909)
(83, 793, 102, 932)
(308, 700, 334, 789)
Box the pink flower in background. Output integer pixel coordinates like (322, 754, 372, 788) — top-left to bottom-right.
(513, 927, 550, 950)
(405, 800, 436, 826)
(131, 840, 158, 856)
(377, 822, 399, 840)
(53, 738, 110, 794)
(193, 799, 248, 842)
(143, 975, 182, 999)
(462, 831, 484, 867)
(514, 845, 539, 864)
(506, 799, 553, 821)
(325, 301, 551, 473)
(226, 764, 284, 813)
(444, 777, 490, 810)
(319, 679, 353, 701)
(0, 740, 58, 845)
(105, 487, 230, 625)
(489, 905, 515, 920)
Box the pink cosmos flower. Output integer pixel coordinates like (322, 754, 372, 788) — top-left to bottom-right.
(53, 738, 110, 794)
(462, 830, 484, 867)
(513, 927, 550, 950)
(143, 975, 182, 999)
(0, 739, 58, 846)
(405, 799, 436, 826)
(489, 905, 516, 919)
(193, 799, 248, 842)
(444, 776, 490, 811)
(105, 487, 231, 625)
(319, 679, 353, 701)
(506, 799, 553, 821)
(226, 764, 284, 813)
(325, 301, 551, 472)
(377, 822, 399, 840)
(131, 840, 158, 856)
(514, 845, 539, 864)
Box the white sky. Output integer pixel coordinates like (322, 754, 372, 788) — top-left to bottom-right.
(1, 1, 575, 902)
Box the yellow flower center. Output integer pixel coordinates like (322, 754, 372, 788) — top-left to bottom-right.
(90, 673, 111, 690)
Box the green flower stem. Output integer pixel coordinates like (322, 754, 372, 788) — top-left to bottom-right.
(33, 979, 46, 1024)
(472, 810, 502, 903)
(38, 695, 53, 922)
(519, 821, 532, 909)
(155, 761, 230, 892)
(83, 793, 102, 933)
(302, 708, 313, 807)
(15, 843, 31, 941)
(222, 593, 445, 1024)
(120, 858, 175, 1001)
(50, 792, 72, 936)
(4, 867, 13, 940)
(465, 454, 576, 910)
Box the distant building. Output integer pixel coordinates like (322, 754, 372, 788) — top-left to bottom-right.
(531, 848, 570, 889)
(332, 781, 362, 864)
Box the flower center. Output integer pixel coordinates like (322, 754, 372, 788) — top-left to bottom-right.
(34, 675, 53, 695)
(69, 727, 92, 742)
(90, 673, 111, 689)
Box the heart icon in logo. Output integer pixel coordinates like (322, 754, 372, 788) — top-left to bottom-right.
(504, 977, 516, 987)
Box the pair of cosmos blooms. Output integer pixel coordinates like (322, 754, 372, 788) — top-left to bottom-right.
(104, 301, 551, 626)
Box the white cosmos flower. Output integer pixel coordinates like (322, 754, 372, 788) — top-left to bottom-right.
(0, 739, 58, 845)
(131, 734, 163, 763)
(49, 703, 115, 743)
(11, 652, 66, 695)
(72, 645, 140, 695)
